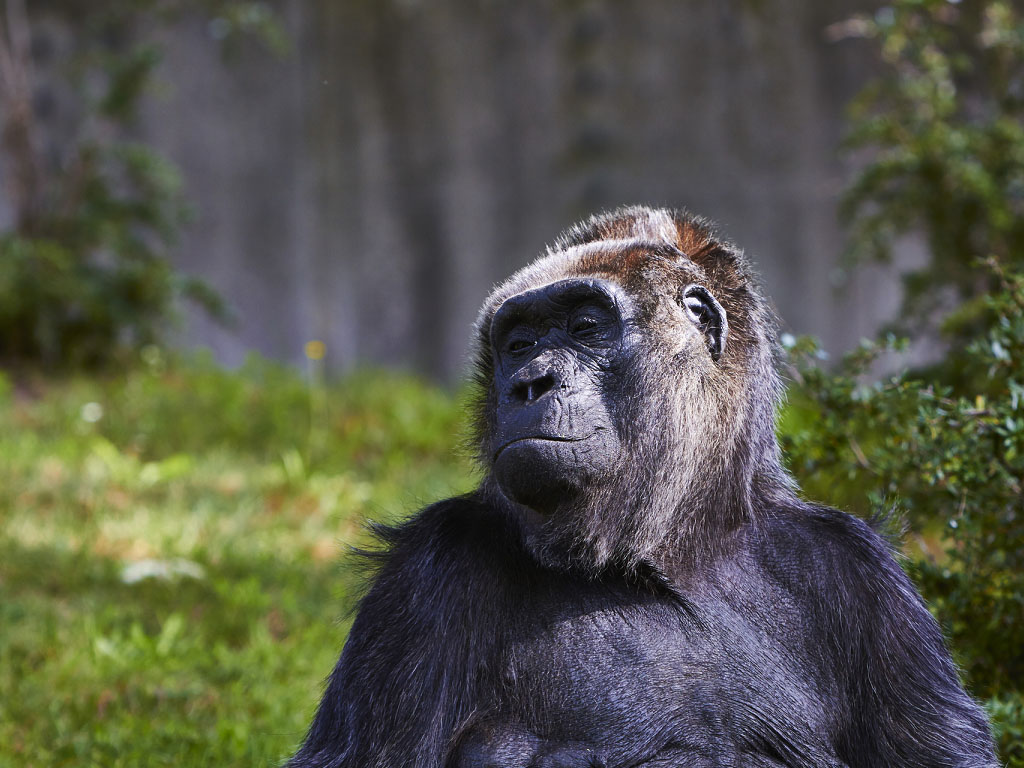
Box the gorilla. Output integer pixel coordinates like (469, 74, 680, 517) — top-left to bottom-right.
(288, 207, 996, 768)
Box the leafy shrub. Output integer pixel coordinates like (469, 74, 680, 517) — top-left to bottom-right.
(0, 2, 283, 369)
(0, 146, 223, 368)
(835, 0, 1024, 334)
(990, 692, 1024, 766)
(812, 3, 1024, 761)
(781, 266, 1024, 763)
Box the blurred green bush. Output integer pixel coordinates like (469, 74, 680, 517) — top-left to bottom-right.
(836, 0, 1024, 339)
(788, 1, 1024, 762)
(0, 146, 223, 368)
(780, 268, 1024, 763)
(0, 1, 284, 369)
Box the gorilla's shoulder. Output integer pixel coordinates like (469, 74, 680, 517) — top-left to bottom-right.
(754, 502, 896, 554)
(356, 492, 527, 582)
(745, 504, 908, 594)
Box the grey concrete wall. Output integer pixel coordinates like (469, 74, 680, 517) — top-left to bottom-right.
(126, 0, 892, 379)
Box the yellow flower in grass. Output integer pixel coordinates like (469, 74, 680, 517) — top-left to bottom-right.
(305, 340, 326, 361)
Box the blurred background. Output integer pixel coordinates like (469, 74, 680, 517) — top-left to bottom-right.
(1, 1, 1022, 766)
(5, 0, 891, 378)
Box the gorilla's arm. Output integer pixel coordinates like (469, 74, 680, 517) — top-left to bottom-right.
(287, 496, 510, 768)
(759, 509, 997, 768)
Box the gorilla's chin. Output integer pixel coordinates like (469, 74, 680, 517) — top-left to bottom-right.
(493, 438, 584, 515)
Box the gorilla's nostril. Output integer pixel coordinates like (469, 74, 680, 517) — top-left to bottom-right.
(517, 373, 556, 402)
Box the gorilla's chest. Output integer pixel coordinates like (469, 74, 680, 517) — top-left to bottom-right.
(454, 579, 834, 768)
(460, 587, 734, 766)
(506, 598, 715, 727)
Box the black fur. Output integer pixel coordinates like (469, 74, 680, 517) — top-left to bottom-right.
(288, 207, 996, 768)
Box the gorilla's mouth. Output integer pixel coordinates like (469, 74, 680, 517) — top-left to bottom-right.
(492, 435, 590, 462)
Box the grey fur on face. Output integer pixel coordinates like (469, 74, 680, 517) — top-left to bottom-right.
(471, 206, 791, 575)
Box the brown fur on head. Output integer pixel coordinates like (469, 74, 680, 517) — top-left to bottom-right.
(471, 206, 794, 574)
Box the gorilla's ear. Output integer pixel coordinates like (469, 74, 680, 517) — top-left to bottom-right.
(680, 285, 728, 361)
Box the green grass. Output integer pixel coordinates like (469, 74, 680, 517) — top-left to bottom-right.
(0, 352, 476, 767)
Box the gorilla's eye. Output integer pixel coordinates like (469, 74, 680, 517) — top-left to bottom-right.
(680, 284, 729, 361)
(569, 316, 598, 336)
(568, 306, 614, 343)
(683, 296, 711, 324)
(505, 333, 536, 355)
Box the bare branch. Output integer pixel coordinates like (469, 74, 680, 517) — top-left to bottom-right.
(0, 0, 42, 233)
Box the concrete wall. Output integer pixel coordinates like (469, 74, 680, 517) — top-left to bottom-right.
(32, 0, 896, 379)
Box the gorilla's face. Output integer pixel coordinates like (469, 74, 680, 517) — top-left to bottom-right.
(489, 274, 730, 519)
(489, 278, 632, 515)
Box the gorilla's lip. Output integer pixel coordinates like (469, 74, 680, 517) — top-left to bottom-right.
(492, 434, 591, 462)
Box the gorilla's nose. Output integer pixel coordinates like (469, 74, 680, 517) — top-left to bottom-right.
(516, 373, 556, 402)
(510, 363, 560, 403)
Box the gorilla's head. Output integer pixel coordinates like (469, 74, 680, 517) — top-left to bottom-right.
(472, 207, 793, 573)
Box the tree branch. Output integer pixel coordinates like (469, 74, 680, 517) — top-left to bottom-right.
(0, 0, 42, 233)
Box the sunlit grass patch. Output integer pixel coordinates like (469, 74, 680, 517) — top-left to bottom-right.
(0, 354, 475, 767)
